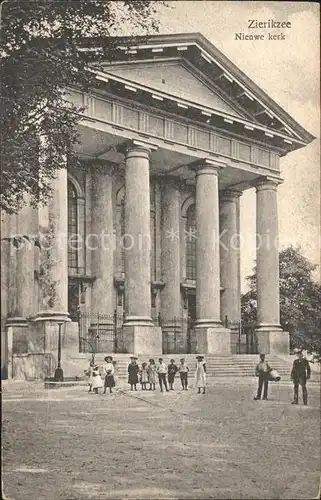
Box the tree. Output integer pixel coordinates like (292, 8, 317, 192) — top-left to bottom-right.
(0, 0, 165, 214)
(241, 246, 321, 351)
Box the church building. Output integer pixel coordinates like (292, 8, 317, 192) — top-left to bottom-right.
(1, 33, 314, 379)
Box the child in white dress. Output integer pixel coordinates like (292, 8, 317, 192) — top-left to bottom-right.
(140, 362, 149, 391)
(92, 365, 103, 394)
(147, 359, 157, 391)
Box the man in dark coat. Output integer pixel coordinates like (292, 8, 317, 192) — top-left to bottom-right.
(291, 351, 311, 405)
(167, 359, 178, 390)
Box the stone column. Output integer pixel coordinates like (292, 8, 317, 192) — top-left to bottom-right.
(16, 200, 37, 320)
(192, 159, 231, 355)
(120, 140, 162, 354)
(91, 165, 114, 317)
(255, 177, 288, 354)
(6, 214, 18, 319)
(8, 201, 38, 371)
(219, 189, 242, 327)
(161, 179, 182, 353)
(43, 168, 69, 318)
(33, 168, 70, 369)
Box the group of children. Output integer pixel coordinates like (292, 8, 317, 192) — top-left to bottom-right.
(85, 356, 116, 394)
(86, 355, 207, 394)
(128, 356, 207, 393)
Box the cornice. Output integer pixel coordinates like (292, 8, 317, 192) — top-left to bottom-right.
(90, 70, 307, 150)
(76, 86, 292, 155)
(252, 176, 284, 191)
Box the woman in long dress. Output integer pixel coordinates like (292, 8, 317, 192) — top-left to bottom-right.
(195, 356, 206, 394)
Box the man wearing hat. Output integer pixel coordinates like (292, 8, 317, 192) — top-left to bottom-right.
(156, 358, 169, 392)
(178, 358, 189, 390)
(128, 356, 139, 391)
(291, 351, 311, 405)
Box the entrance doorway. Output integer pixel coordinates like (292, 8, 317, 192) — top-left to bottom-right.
(187, 292, 196, 324)
(187, 291, 196, 353)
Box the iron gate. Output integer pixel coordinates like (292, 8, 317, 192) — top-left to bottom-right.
(225, 317, 259, 354)
(78, 311, 124, 353)
(160, 317, 196, 354)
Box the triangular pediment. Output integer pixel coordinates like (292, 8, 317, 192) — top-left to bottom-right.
(103, 61, 247, 120)
(82, 33, 314, 152)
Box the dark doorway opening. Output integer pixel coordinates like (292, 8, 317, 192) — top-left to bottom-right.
(187, 291, 196, 353)
(187, 292, 196, 324)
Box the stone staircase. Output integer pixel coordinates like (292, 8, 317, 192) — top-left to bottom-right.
(89, 353, 296, 383)
(27, 352, 317, 385)
(231, 355, 293, 379)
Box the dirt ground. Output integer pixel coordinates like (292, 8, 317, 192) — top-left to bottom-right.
(2, 379, 320, 500)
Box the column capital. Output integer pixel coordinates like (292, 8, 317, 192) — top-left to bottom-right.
(189, 158, 226, 176)
(254, 176, 283, 192)
(117, 139, 158, 159)
(90, 162, 116, 177)
(160, 175, 183, 191)
(220, 188, 243, 203)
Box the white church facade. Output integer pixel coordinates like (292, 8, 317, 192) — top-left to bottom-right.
(1, 33, 314, 379)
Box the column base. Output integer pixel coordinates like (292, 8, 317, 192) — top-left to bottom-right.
(32, 311, 71, 323)
(123, 316, 154, 327)
(195, 327, 231, 355)
(195, 319, 223, 329)
(122, 324, 162, 354)
(255, 327, 289, 355)
(6, 317, 28, 328)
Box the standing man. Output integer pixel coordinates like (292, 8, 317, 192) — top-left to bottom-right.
(291, 351, 311, 405)
(253, 354, 272, 401)
(156, 358, 169, 392)
(179, 358, 189, 390)
(167, 359, 178, 391)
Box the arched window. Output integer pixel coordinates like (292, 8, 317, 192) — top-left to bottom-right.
(67, 176, 86, 321)
(68, 180, 78, 271)
(185, 204, 196, 281)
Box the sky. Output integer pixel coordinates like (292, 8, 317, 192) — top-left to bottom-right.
(151, 1, 320, 289)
